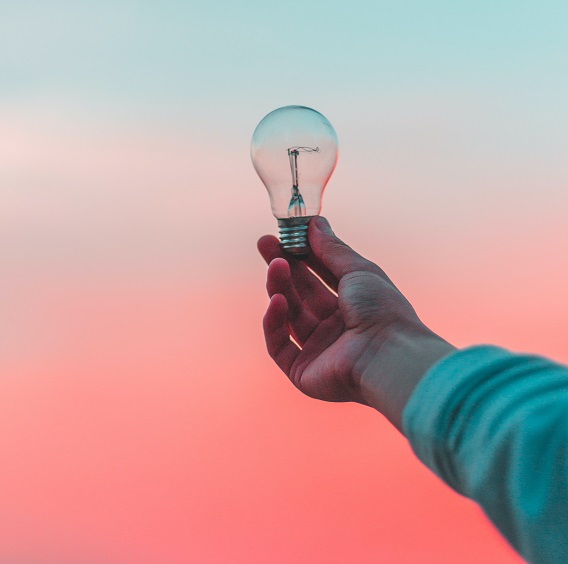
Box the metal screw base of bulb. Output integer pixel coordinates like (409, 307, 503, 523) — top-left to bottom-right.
(277, 216, 314, 257)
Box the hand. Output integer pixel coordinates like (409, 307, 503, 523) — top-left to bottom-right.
(258, 217, 455, 431)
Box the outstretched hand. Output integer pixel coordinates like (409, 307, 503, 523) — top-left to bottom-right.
(258, 217, 455, 431)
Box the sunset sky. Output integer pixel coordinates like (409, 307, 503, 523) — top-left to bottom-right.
(2, 1, 567, 561)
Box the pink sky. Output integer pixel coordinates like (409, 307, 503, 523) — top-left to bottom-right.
(5, 120, 564, 561)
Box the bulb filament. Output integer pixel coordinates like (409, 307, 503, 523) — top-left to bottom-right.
(287, 146, 319, 217)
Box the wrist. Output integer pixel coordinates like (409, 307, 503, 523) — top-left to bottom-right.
(358, 323, 456, 433)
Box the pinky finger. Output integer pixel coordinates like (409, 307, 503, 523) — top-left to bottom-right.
(263, 294, 301, 376)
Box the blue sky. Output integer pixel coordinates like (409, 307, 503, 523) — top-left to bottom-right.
(3, 1, 568, 130)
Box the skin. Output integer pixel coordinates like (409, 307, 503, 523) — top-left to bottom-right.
(258, 216, 456, 433)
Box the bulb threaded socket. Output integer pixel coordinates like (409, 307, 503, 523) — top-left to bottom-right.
(278, 216, 314, 257)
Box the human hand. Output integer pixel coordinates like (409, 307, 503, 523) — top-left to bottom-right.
(258, 217, 455, 431)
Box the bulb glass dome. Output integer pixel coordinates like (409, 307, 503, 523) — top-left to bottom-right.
(251, 105, 338, 219)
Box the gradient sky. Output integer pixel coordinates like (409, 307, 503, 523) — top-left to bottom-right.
(1, 1, 567, 562)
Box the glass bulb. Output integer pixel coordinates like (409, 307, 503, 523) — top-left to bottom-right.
(251, 105, 339, 256)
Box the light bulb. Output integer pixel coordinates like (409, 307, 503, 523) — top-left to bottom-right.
(251, 105, 339, 256)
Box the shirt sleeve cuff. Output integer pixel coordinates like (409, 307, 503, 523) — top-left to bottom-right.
(401, 345, 515, 493)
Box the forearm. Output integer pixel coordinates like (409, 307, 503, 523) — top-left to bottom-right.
(403, 346, 568, 563)
(359, 323, 455, 432)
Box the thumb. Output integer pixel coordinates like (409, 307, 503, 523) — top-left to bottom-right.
(309, 217, 379, 280)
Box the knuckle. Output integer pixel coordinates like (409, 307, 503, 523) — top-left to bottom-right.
(320, 236, 346, 262)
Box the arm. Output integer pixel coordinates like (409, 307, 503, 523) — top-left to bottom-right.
(259, 217, 568, 563)
(404, 346, 568, 564)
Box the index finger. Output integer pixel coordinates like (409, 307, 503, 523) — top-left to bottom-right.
(258, 234, 339, 293)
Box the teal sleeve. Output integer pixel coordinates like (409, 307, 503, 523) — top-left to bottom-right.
(402, 345, 568, 564)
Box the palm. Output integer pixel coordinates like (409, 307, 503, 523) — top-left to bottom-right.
(297, 312, 373, 402)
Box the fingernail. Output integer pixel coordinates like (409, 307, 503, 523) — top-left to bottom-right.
(314, 216, 334, 235)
